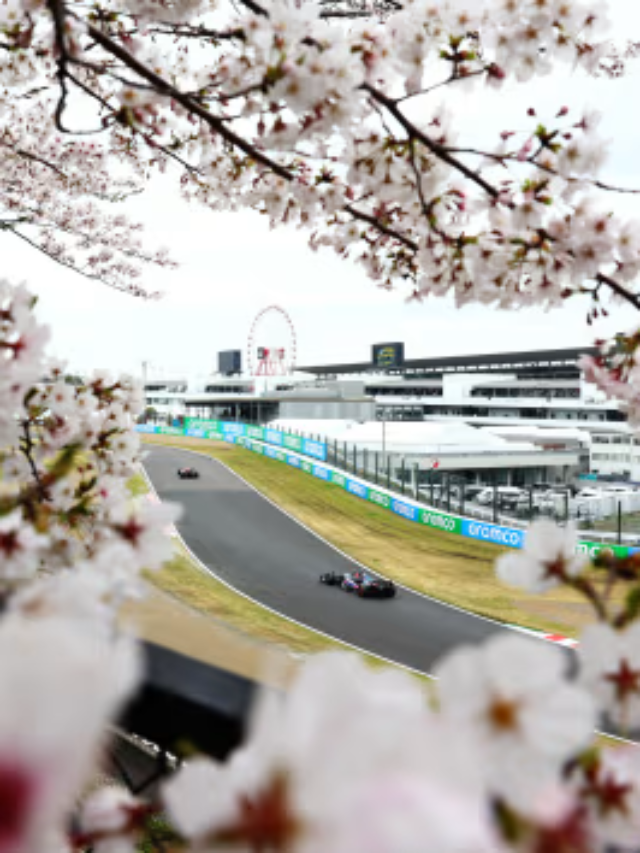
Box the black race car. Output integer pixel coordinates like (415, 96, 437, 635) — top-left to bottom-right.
(177, 467, 199, 479)
(319, 570, 396, 599)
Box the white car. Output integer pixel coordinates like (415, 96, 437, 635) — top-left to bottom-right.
(576, 488, 601, 499)
(476, 487, 526, 506)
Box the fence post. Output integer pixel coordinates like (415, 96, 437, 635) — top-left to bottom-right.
(364, 448, 368, 479)
(564, 491, 570, 524)
(375, 451, 379, 485)
(528, 487, 533, 522)
(352, 445, 357, 476)
(460, 483, 465, 517)
(343, 442, 347, 472)
(414, 463, 419, 501)
(429, 469, 434, 505)
(493, 480, 498, 524)
(386, 455, 391, 490)
(618, 501, 622, 545)
(400, 457, 406, 495)
(446, 474, 451, 513)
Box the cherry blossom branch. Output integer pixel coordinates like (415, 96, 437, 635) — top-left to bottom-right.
(3, 145, 67, 179)
(344, 204, 417, 250)
(595, 273, 640, 312)
(395, 69, 486, 104)
(445, 144, 640, 194)
(234, 0, 268, 18)
(82, 21, 294, 180)
(3, 226, 158, 297)
(20, 420, 49, 504)
(362, 83, 501, 199)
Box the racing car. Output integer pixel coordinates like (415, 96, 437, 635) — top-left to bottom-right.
(319, 570, 396, 599)
(177, 467, 199, 479)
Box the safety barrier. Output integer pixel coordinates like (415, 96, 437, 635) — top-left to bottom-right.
(138, 425, 638, 559)
(138, 418, 327, 461)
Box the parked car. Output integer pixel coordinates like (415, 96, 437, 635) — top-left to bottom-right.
(516, 494, 556, 512)
(532, 482, 554, 493)
(463, 485, 486, 500)
(476, 487, 526, 507)
(576, 487, 601, 499)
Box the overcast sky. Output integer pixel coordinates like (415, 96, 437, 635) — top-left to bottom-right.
(5, 0, 640, 381)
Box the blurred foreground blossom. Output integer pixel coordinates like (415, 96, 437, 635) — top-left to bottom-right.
(579, 622, 640, 732)
(163, 653, 501, 853)
(496, 520, 586, 593)
(0, 613, 140, 851)
(434, 633, 596, 815)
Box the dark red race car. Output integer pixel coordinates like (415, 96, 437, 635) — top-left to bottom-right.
(177, 467, 199, 479)
(319, 570, 396, 599)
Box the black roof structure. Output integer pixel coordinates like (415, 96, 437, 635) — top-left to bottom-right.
(297, 346, 599, 379)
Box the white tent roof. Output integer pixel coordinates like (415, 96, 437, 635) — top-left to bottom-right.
(270, 418, 537, 455)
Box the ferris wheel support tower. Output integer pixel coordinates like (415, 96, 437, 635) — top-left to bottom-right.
(247, 305, 297, 377)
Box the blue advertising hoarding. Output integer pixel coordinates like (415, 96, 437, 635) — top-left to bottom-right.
(391, 498, 419, 522)
(346, 478, 368, 499)
(302, 439, 326, 461)
(461, 519, 525, 549)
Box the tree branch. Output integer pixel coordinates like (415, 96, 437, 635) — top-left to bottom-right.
(344, 204, 417, 250)
(362, 83, 500, 199)
(83, 20, 294, 180)
(1, 225, 159, 298)
(596, 272, 640, 312)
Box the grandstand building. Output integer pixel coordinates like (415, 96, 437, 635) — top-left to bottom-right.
(141, 345, 640, 481)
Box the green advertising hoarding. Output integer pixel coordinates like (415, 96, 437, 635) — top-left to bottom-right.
(246, 425, 265, 440)
(368, 489, 391, 509)
(576, 540, 635, 560)
(185, 417, 218, 431)
(157, 426, 185, 436)
(331, 472, 346, 488)
(283, 434, 303, 452)
(420, 508, 462, 535)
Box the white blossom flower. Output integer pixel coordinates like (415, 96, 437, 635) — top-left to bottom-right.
(109, 499, 181, 570)
(0, 511, 48, 581)
(580, 748, 640, 850)
(434, 632, 596, 814)
(578, 622, 640, 732)
(496, 520, 586, 593)
(163, 653, 498, 853)
(0, 613, 140, 849)
(78, 786, 143, 853)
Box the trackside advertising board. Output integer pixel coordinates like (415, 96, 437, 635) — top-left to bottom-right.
(461, 519, 526, 549)
(138, 425, 639, 559)
(142, 418, 328, 461)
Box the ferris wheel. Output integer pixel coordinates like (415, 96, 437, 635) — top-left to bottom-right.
(247, 305, 297, 377)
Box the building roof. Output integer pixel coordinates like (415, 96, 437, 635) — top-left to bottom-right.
(270, 418, 537, 455)
(297, 346, 598, 377)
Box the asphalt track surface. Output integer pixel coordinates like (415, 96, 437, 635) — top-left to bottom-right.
(143, 445, 515, 674)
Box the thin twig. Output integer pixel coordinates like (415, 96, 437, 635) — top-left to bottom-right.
(362, 82, 500, 199)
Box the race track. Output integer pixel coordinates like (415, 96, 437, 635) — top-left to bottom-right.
(144, 445, 510, 673)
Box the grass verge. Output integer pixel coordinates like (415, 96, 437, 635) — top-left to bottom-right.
(154, 544, 349, 657)
(142, 434, 627, 637)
